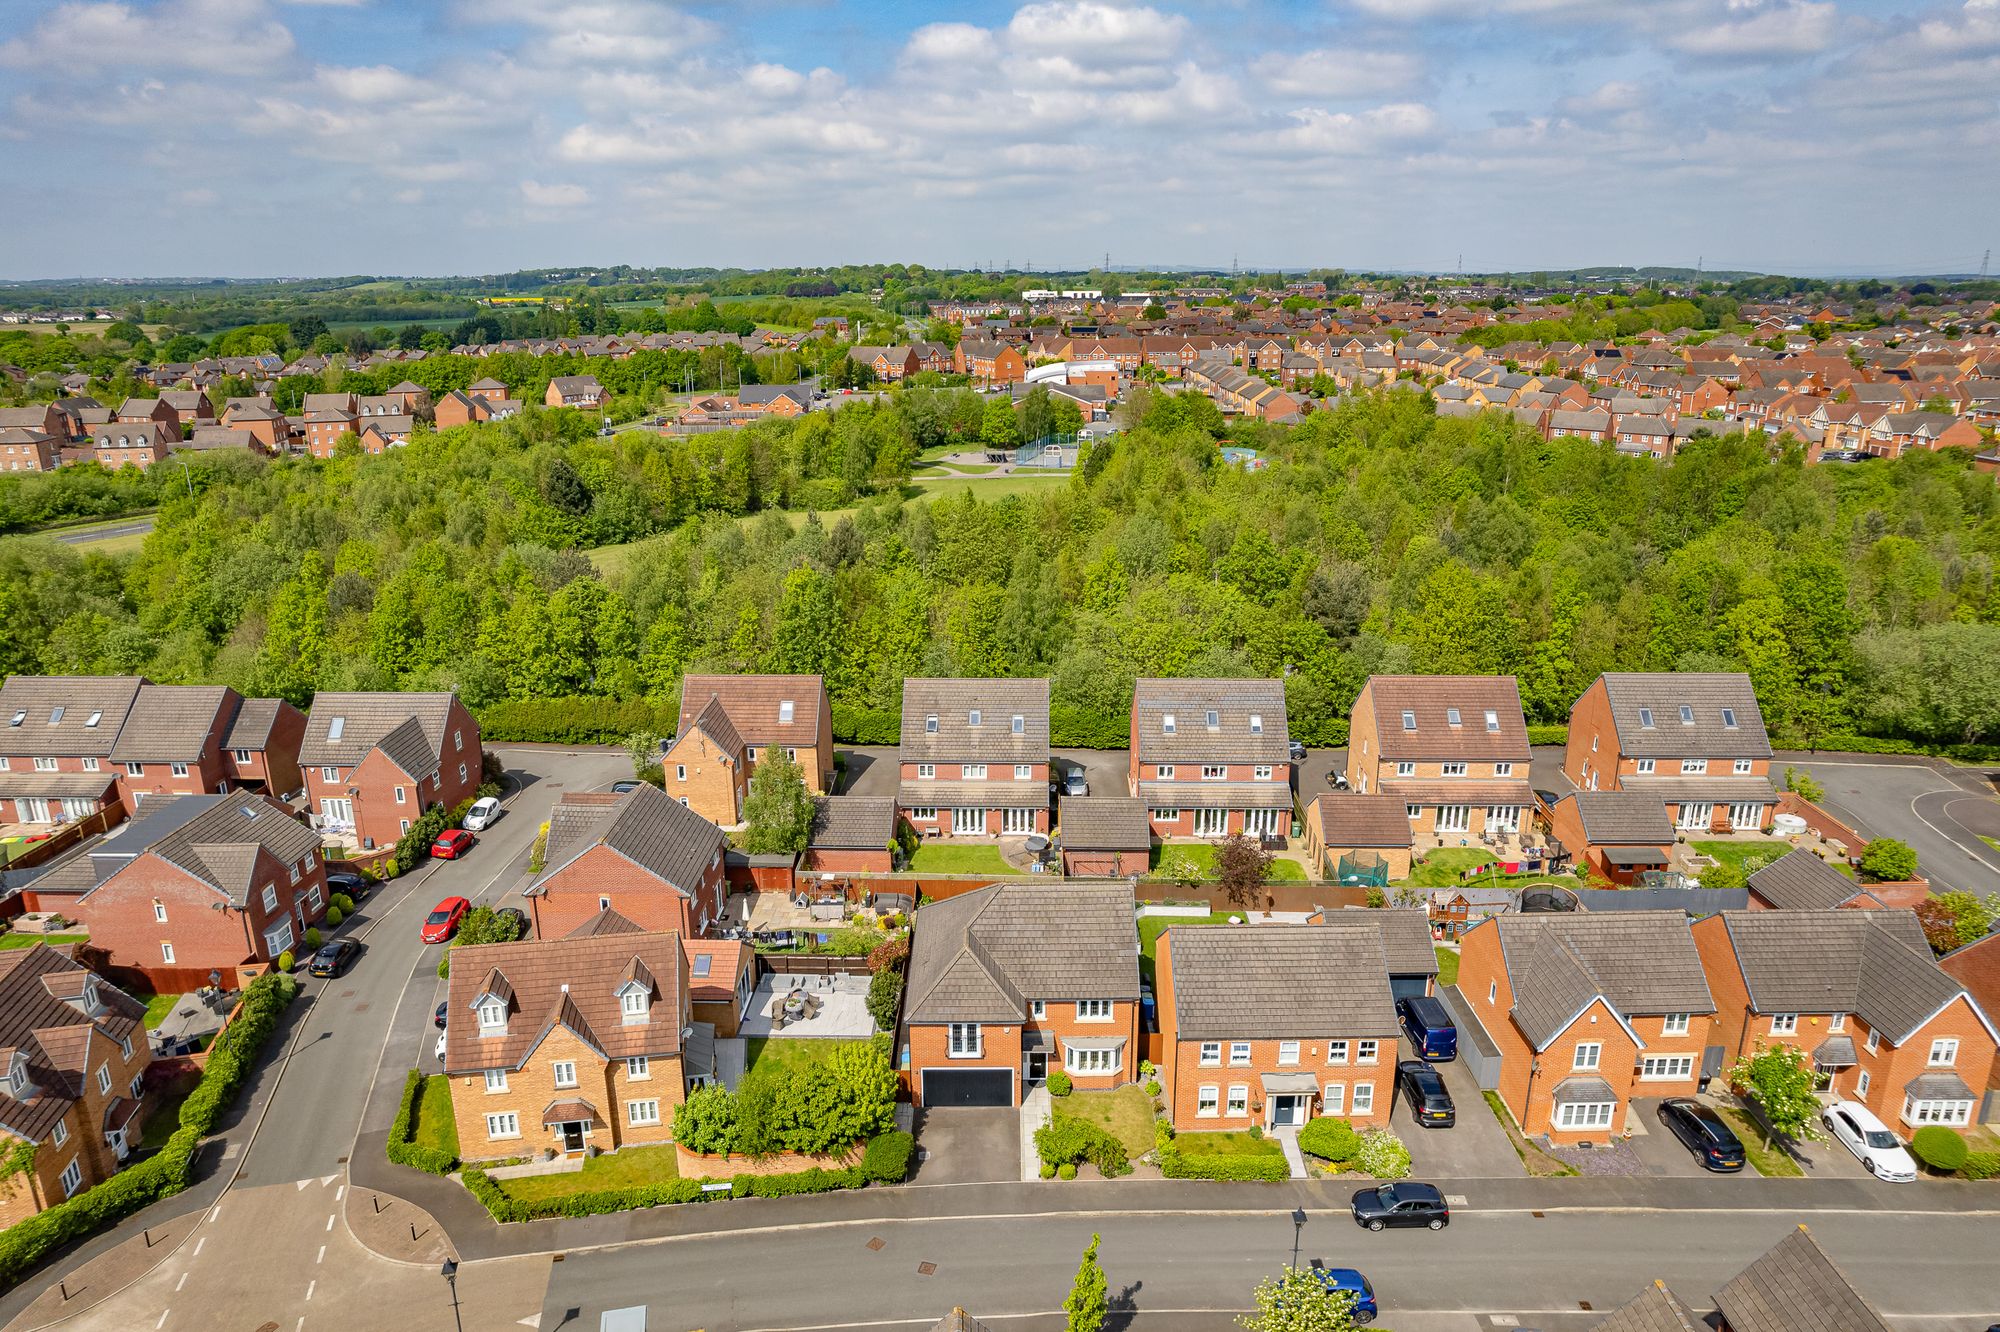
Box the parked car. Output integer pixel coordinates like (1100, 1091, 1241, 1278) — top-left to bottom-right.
(1395, 995, 1458, 1062)
(325, 870, 366, 897)
(1821, 1100, 1917, 1182)
(1395, 1060, 1455, 1128)
(1306, 1265, 1376, 1324)
(307, 938, 359, 978)
(1063, 767, 1088, 797)
(496, 906, 529, 938)
(432, 829, 475, 860)
(1288, 739, 1307, 762)
(1657, 1097, 1747, 1173)
(434, 1030, 448, 1062)
(434, 1000, 449, 1029)
(1349, 1182, 1448, 1231)
(462, 796, 502, 831)
(422, 896, 471, 944)
(611, 780, 643, 794)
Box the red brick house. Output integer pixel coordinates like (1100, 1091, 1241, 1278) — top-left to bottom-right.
(1156, 923, 1400, 1132)
(954, 340, 1027, 386)
(1345, 675, 1533, 844)
(674, 673, 835, 805)
(805, 797, 897, 873)
(88, 421, 172, 469)
(898, 679, 1050, 839)
(1543, 791, 1675, 885)
(524, 785, 729, 941)
(1128, 678, 1293, 840)
(1563, 673, 1775, 833)
(298, 692, 482, 854)
(545, 376, 605, 409)
(902, 883, 1139, 1106)
(220, 697, 307, 799)
(0, 675, 135, 826)
(31, 793, 327, 990)
(0, 428, 60, 472)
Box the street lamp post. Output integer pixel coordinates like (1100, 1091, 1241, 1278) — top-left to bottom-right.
(1289, 1207, 1307, 1272)
(441, 1258, 462, 1332)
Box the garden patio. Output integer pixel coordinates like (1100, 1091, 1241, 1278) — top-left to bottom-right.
(737, 973, 876, 1039)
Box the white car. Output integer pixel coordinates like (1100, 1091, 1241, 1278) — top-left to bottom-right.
(1821, 1100, 1917, 1181)
(434, 1030, 448, 1063)
(462, 796, 502, 831)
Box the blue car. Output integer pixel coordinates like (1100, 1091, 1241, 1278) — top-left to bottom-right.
(1308, 1265, 1377, 1324)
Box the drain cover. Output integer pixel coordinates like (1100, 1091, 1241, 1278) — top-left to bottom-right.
(917, 1262, 937, 1276)
(866, 1238, 885, 1251)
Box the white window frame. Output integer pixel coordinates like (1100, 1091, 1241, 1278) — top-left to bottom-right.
(1828, 1013, 1846, 1033)
(1322, 1082, 1345, 1114)
(485, 1112, 521, 1140)
(1661, 1013, 1690, 1036)
(1733, 758, 1753, 775)
(1015, 764, 1032, 780)
(153, 900, 167, 923)
(1929, 1037, 1959, 1067)
(170, 761, 189, 778)
(1253, 765, 1273, 781)
(1395, 761, 1416, 778)
(1865, 1029, 1880, 1055)
(125, 761, 144, 777)
(963, 763, 987, 780)
(1200, 764, 1226, 781)
(1635, 758, 1655, 775)
(1226, 1084, 1249, 1116)
(1156, 765, 1174, 780)
(1856, 1070, 1871, 1097)
(1199, 1041, 1221, 1067)
(97, 1065, 111, 1095)
(1197, 1085, 1219, 1117)
(551, 1060, 578, 1089)
(1278, 1040, 1299, 1066)
(59, 1158, 82, 1197)
(1357, 1039, 1378, 1065)
(627, 1099, 662, 1127)
(161, 942, 175, 964)
(1555, 1100, 1615, 1130)
(1681, 759, 1708, 775)
(1076, 999, 1112, 1022)
(52, 1119, 68, 1147)
(477, 1001, 505, 1030)
(621, 990, 648, 1020)
(1030, 1000, 1046, 1020)
(1902, 1097, 1972, 1127)
(1352, 1082, 1374, 1114)
(1640, 1055, 1694, 1081)
(1066, 1045, 1119, 1074)
(917, 763, 935, 780)
(1494, 762, 1513, 777)
(1573, 1042, 1602, 1071)
(1327, 1040, 1348, 1065)
(1441, 761, 1468, 777)
(484, 1069, 508, 1093)
(1229, 1041, 1252, 1067)
(1770, 1014, 1798, 1035)
(948, 1023, 981, 1058)
(261, 884, 278, 914)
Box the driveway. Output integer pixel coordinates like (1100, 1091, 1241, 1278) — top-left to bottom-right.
(1785, 755, 2000, 894)
(1390, 1042, 1525, 1178)
(837, 745, 899, 798)
(1052, 747, 1128, 799)
(1626, 1097, 1746, 1179)
(909, 1106, 1022, 1185)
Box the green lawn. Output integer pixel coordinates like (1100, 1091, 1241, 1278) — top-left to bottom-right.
(1146, 844, 1307, 883)
(1398, 848, 1571, 890)
(1137, 912, 1241, 987)
(1690, 840, 1788, 875)
(905, 473, 1070, 504)
(139, 993, 180, 1030)
(1433, 946, 1459, 988)
(413, 1074, 460, 1162)
(742, 1036, 873, 1083)
(908, 843, 1013, 874)
(1714, 1106, 1804, 1178)
(913, 462, 1000, 476)
(140, 1075, 199, 1152)
(1055, 1086, 1156, 1159)
(1171, 1129, 1285, 1160)
(0, 933, 87, 951)
(495, 1143, 682, 1203)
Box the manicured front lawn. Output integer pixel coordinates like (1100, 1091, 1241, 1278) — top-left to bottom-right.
(1054, 1086, 1156, 1159)
(1146, 844, 1307, 883)
(494, 1143, 682, 1203)
(1137, 912, 1241, 986)
(1433, 946, 1459, 988)
(1714, 1106, 1804, 1177)
(743, 1037, 873, 1083)
(908, 843, 1013, 874)
(0, 933, 87, 951)
(139, 993, 180, 1030)
(1171, 1129, 1285, 1160)
(413, 1073, 460, 1161)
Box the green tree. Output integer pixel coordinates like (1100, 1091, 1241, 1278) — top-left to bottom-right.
(770, 565, 842, 677)
(1859, 837, 1919, 882)
(980, 396, 1023, 450)
(1729, 1043, 1820, 1149)
(1238, 1266, 1363, 1332)
(1214, 832, 1273, 907)
(742, 749, 815, 855)
(1782, 765, 1824, 804)
(625, 730, 664, 777)
(1064, 1234, 1108, 1332)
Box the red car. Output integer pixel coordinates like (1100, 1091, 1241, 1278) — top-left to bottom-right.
(422, 896, 470, 944)
(432, 829, 475, 860)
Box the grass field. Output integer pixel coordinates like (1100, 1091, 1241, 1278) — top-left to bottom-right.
(413, 1074, 460, 1161)
(907, 843, 1012, 874)
(905, 473, 1069, 504)
(1399, 847, 1572, 890)
(495, 1143, 682, 1202)
(742, 1037, 872, 1083)
(1055, 1086, 1156, 1158)
(1146, 844, 1308, 883)
(1715, 1105, 1804, 1177)
(3, 511, 157, 559)
(0, 933, 87, 951)
(1434, 946, 1459, 988)
(1172, 1129, 1284, 1160)
(913, 462, 1001, 476)
(1689, 840, 1790, 875)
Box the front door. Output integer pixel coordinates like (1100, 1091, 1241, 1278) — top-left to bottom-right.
(1679, 801, 1713, 831)
(1436, 805, 1470, 834)
(562, 1121, 585, 1152)
(1025, 1051, 1047, 1083)
(1270, 1095, 1305, 1127)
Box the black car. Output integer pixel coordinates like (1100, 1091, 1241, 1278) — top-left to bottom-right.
(1287, 739, 1308, 762)
(610, 780, 642, 794)
(325, 871, 366, 897)
(434, 1001, 449, 1029)
(496, 906, 529, 938)
(1350, 1181, 1449, 1231)
(307, 938, 359, 978)
(1396, 1060, 1455, 1128)
(1657, 1097, 1747, 1172)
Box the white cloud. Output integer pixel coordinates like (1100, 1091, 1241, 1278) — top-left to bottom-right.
(521, 180, 589, 207)
(1255, 48, 1424, 98)
(1004, 1, 1185, 59)
(1665, 0, 1841, 56)
(903, 21, 997, 65)
(0, 0, 295, 71)
(460, 0, 718, 65)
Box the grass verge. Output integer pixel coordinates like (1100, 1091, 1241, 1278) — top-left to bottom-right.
(0, 933, 87, 951)
(413, 1073, 460, 1161)
(1482, 1092, 1578, 1177)
(1434, 946, 1459, 988)
(1054, 1086, 1156, 1159)
(1714, 1106, 1804, 1177)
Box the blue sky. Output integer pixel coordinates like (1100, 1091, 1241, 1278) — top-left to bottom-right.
(1, 0, 1996, 278)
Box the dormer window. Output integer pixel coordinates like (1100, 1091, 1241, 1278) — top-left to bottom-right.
(1721, 708, 1738, 729)
(619, 983, 650, 1023)
(968, 710, 981, 727)
(1446, 707, 1461, 727)
(1162, 714, 1176, 735)
(1484, 710, 1499, 732)
(1249, 714, 1262, 734)
(925, 715, 939, 734)
(778, 700, 795, 724)
(1011, 714, 1024, 735)
(476, 1001, 506, 1031)
(6, 1058, 27, 1098)
(1401, 711, 1416, 731)
(1679, 705, 1694, 725)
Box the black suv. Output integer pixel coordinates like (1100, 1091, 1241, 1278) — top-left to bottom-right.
(1350, 1182, 1449, 1231)
(307, 938, 359, 978)
(1658, 1097, 1747, 1172)
(1395, 1060, 1455, 1128)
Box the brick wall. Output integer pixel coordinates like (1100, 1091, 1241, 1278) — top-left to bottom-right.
(1563, 678, 1614, 790)
(530, 843, 724, 941)
(451, 1027, 685, 1163)
(76, 848, 326, 982)
(907, 1021, 1024, 1105)
(664, 729, 745, 826)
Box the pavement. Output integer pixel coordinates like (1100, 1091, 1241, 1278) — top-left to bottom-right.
(1783, 753, 2000, 894)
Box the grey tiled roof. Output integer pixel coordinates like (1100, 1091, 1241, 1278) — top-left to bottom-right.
(1616, 775, 1775, 803)
(1130, 678, 1289, 764)
(1599, 673, 1773, 759)
(1562, 792, 1673, 846)
(1380, 778, 1535, 806)
(1361, 676, 1531, 762)
(108, 685, 232, 762)
(899, 780, 1050, 810)
(926, 1310, 998, 1332)
(899, 679, 1049, 763)
(75, 793, 318, 906)
(299, 692, 457, 769)
(1902, 1070, 1973, 1101)
(1746, 850, 1863, 911)
(1314, 907, 1440, 976)
(905, 883, 1138, 1024)
(1549, 1074, 1616, 1104)
(1714, 910, 1988, 1045)
(1135, 781, 1293, 810)
(809, 796, 896, 850)
(1308, 794, 1412, 848)
(1057, 797, 1150, 851)
(1711, 1226, 1889, 1332)
(1494, 912, 1715, 1050)
(0, 675, 143, 757)
(222, 696, 287, 751)
(532, 785, 724, 898)
(1588, 1282, 1702, 1332)
(1163, 924, 1400, 1041)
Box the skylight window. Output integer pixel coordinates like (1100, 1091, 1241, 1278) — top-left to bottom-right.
(1484, 710, 1499, 732)
(1162, 714, 1177, 735)
(1011, 715, 1024, 735)
(8, 712, 23, 728)
(1205, 710, 1219, 729)
(1638, 707, 1655, 729)
(327, 716, 346, 740)
(1679, 705, 1695, 725)
(778, 700, 794, 724)
(241, 805, 258, 819)
(1401, 711, 1417, 731)
(692, 954, 712, 978)
(48, 706, 64, 724)
(968, 709, 982, 727)
(925, 715, 939, 733)
(1249, 714, 1263, 734)
(1446, 707, 1461, 727)
(85, 711, 101, 728)
(1721, 708, 1738, 729)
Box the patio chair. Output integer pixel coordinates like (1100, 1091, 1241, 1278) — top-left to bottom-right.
(769, 1007, 787, 1031)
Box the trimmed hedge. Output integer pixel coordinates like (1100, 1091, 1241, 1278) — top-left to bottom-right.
(1525, 724, 1569, 746)
(1297, 1116, 1360, 1163)
(831, 705, 900, 746)
(460, 1161, 871, 1222)
(1157, 1144, 1290, 1181)
(1049, 705, 1126, 750)
(1781, 731, 2000, 764)
(1911, 1125, 1969, 1173)
(386, 1070, 456, 1175)
(1960, 1150, 2000, 1181)
(478, 696, 679, 745)
(861, 1131, 915, 1183)
(0, 973, 296, 1291)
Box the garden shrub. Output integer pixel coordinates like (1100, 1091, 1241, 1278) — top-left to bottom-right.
(1959, 1150, 2000, 1180)
(1034, 1117, 1129, 1177)
(276, 950, 294, 973)
(1354, 1129, 1412, 1180)
(1297, 1116, 1360, 1163)
(385, 1070, 456, 1175)
(1039, 1161, 1056, 1179)
(1911, 1125, 1969, 1173)
(478, 696, 678, 746)
(330, 893, 356, 915)
(1144, 1080, 1162, 1097)
(1046, 1070, 1072, 1097)
(861, 1131, 914, 1183)
(303, 928, 322, 951)
(325, 906, 344, 928)
(1156, 1144, 1289, 1182)
(1057, 1162, 1077, 1180)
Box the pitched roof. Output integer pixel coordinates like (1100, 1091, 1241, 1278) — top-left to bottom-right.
(1596, 673, 1772, 758)
(1311, 907, 1439, 976)
(899, 679, 1050, 762)
(1360, 676, 1530, 761)
(0, 945, 146, 1144)
(1588, 1282, 1703, 1332)
(74, 793, 318, 907)
(905, 884, 1137, 1024)
(1309, 793, 1416, 849)
(1711, 1226, 1889, 1332)
(1057, 797, 1151, 851)
(1714, 910, 1993, 1044)
(1130, 678, 1289, 764)
(682, 695, 745, 758)
(0, 675, 145, 757)
(298, 692, 458, 770)
(107, 684, 232, 762)
(1163, 924, 1400, 1041)
(442, 928, 686, 1075)
(564, 907, 646, 937)
(221, 696, 290, 751)
(809, 796, 897, 851)
(675, 675, 825, 745)
(531, 785, 724, 898)
(1559, 791, 1674, 846)
(1492, 912, 1715, 1049)
(1745, 850, 1867, 911)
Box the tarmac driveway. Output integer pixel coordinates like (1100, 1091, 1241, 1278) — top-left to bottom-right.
(1390, 1043, 1526, 1178)
(1052, 748, 1129, 799)
(837, 745, 899, 798)
(1627, 1097, 1742, 1179)
(909, 1106, 1022, 1185)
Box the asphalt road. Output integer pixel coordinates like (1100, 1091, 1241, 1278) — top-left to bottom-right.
(46, 516, 156, 545)
(1787, 756, 2000, 895)
(539, 1198, 2000, 1332)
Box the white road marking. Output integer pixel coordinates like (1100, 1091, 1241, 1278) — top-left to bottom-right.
(335, 1184, 345, 1202)
(155, 1310, 169, 1329)
(296, 1179, 312, 1191)
(305, 1280, 316, 1302)
(192, 1237, 205, 1257)
(297, 1319, 305, 1332)
(316, 1245, 325, 1264)
(325, 1213, 335, 1231)
(321, 1173, 337, 1186)
(207, 1205, 220, 1222)
(175, 1273, 188, 1292)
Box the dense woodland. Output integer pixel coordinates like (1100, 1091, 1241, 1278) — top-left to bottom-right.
(2, 390, 1998, 750)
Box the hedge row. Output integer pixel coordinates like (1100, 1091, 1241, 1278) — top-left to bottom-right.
(385, 1071, 456, 1175)
(1157, 1145, 1290, 1182)
(1779, 731, 2000, 764)
(1525, 724, 1569, 746)
(477, 696, 679, 745)
(461, 1161, 875, 1223)
(0, 973, 297, 1291)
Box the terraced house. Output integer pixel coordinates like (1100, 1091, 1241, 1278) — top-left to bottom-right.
(898, 679, 1050, 840)
(1128, 678, 1293, 841)
(298, 691, 482, 855)
(1564, 672, 1775, 833)
(1344, 675, 1533, 847)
